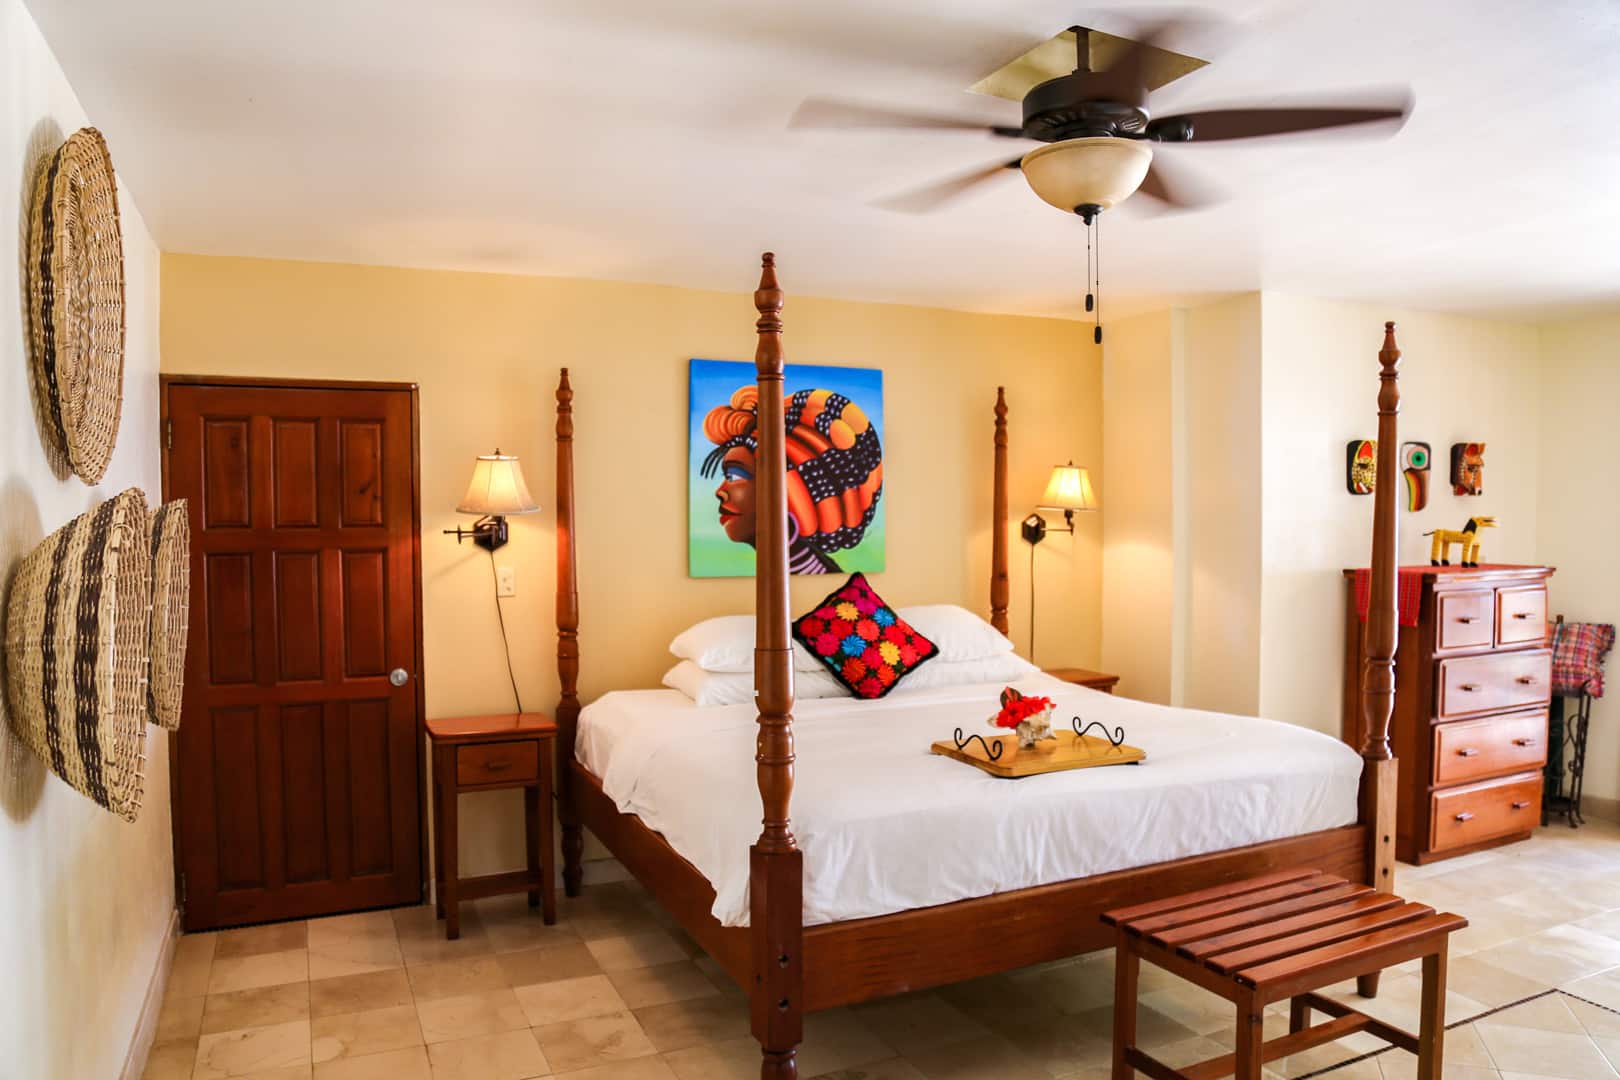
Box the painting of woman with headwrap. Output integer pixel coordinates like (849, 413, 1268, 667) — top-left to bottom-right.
(689, 358, 884, 577)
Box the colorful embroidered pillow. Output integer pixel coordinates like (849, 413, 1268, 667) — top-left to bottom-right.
(792, 573, 937, 699)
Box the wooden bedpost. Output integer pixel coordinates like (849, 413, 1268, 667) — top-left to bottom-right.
(556, 368, 584, 898)
(750, 253, 804, 1080)
(990, 387, 1010, 635)
(1356, 323, 1401, 997)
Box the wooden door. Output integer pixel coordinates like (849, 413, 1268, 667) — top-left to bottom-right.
(164, 380, 423, 930)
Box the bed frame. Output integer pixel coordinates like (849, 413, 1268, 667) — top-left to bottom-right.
(552, 254, 1405, 1079)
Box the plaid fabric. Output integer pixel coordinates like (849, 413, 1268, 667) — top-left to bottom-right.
(1547, 621, 1615, 698)
(1353, 567, 1428, 628)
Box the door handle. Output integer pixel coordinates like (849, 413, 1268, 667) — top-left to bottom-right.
(390, 668, 410, 687)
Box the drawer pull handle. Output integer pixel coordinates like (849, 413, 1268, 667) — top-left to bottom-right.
(1456, 616, 1476, 624)
(1454, 812, 1475, 823)
(1513, 737, 1537, 747)
(1512, 800, 1532, 810)
(1458, 683, 1479, 692)
(1512, 612, 1532, 619)
(1516, 676, 1535, 685)
(483, 760, 513, 772)
(1456, 748, 1479, 757)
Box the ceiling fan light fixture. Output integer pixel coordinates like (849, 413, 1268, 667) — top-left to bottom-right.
(1020, 137, 1152, 215)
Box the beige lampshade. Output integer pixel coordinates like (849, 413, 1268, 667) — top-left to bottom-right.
(457, 450, 540, 516)
(1020, 137, 1152, 214)
(1037, 462, 1099, 512)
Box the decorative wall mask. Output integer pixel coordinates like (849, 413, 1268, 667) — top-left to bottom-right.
(1401, 441, 1431, 511)
(1345, 439, 1376, 495)
(690, 358, 884, 577)
(1450, 442, 1485, 496)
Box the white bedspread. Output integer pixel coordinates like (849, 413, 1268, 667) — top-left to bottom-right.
(577, 673, 1362, 927)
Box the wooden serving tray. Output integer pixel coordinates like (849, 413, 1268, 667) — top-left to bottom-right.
(931, 729, 1145, 778)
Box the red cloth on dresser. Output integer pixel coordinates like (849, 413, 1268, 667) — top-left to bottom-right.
(1351, 565, 1520, 628)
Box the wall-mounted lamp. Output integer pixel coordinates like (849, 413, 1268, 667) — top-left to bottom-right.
(1022, 462, 1099, 545)
(1020, 461, 1099, 662)
(444, 449, 540, 551)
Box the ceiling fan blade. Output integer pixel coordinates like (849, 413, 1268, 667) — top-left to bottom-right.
(875, 157, 1024, 214)
(791, 98, 1026, 138)
(1153, 98, 1411, 142)
(1133, 155, 1221, 212)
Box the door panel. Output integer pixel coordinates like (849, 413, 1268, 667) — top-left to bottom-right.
(168, 382, 422, 930)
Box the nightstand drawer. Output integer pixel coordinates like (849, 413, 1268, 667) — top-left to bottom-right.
(1432, 711, 1547, 785)
(1436, 649, 1551, 719)
(1496, 587, 1547, 646)
(457, 741, 539, 785)
(1429, 774, 1541, 853)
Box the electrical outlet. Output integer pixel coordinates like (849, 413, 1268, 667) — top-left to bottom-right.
(496, 566, 516, 597)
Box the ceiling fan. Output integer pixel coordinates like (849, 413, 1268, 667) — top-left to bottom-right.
(791, 20, 1413, 221)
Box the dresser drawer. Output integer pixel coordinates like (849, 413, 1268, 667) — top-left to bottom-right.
(457, 741, 539, 785)
(1435, 590, 1494, 652)
(1432, 710, 1548, 785)
(1429, 774, 1541, 852)
(1436, 649, 1551, 719)
(1497, 587, 1547, 646)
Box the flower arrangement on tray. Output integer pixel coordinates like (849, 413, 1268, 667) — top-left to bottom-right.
(991, 686, 1057, 754)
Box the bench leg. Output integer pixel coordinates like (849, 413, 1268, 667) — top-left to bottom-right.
(1112, 930, 1139, 1080)
(1235, 990, 1264, 1080)
(1418, 944, 1448, 1080)
(1289, 995, 1310, 1034)
(1357, 971, 1381, 998)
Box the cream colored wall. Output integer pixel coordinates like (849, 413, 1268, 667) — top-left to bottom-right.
(1259, 294, 1543, 733)
(1100, 309, 1175, 703)
(1, 1, 173, 1075)
(1535, 315, 1620, 803)
(1183, 295, 1263, 716)
(160, 254, 1102, 876)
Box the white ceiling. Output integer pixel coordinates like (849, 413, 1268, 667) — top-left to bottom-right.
(23, 0, 1620, 321)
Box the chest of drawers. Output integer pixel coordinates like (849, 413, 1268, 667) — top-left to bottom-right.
(1341, 565, 1554, 864)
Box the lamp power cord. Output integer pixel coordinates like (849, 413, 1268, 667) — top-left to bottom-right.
(488, 549, 524, 714)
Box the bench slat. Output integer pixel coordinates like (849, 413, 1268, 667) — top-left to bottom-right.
(1155, 883, 1370, 948)
(1207, 902, 1435, 975)
(1100, 868, 1321, 926)
(1233, 912, 1468, 989)
(1180, 893, 1404, 960)
(1127, 875, 1343, 936)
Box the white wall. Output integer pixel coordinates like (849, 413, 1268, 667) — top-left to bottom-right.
(1, 1, 173, 1075)
(1259, 294, 1543, 733)
(1101, 309, 1175, 702)
(1536, 315, 1620, 804)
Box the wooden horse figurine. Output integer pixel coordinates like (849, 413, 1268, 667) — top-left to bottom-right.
(1426, 516, 1496, 567)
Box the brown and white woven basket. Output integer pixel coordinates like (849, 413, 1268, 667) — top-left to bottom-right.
(4, 488, 151, 820)
(26, 127, 126, 485)
(146, 500, 190, 730)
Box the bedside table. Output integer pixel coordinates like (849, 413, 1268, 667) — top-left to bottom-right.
(1045, 667, 1121, 694)
(427, 712, 557, 939)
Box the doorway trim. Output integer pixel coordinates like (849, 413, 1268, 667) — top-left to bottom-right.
(159, 374, 428, 922)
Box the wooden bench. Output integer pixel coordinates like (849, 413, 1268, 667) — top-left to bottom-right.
(1102, 869, 1467, 1080)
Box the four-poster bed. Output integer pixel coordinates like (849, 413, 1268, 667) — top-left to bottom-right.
(551, 254, 1403, 1078)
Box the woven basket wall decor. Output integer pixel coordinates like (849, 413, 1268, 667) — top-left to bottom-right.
(26, 127, 126, 485)
(146, 500, 190, 730)
(3, 488, 151, 821)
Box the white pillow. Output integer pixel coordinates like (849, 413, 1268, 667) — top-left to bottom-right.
(897, 605, 1015, 663)
(661, 661, 848, 707)
(888, 652, 1040, 695)
(669, 615, 820, 673)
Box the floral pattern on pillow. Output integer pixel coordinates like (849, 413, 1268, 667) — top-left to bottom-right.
(792, 573, 937, 699)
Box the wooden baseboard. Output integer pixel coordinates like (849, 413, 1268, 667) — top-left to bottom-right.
(121, 908, 180, 1080)
(1570, 793, 1620, 824)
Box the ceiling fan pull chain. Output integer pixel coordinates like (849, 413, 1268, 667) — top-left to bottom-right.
(1093, 214, 1103, 345)
(1084, 218, 1095, 313)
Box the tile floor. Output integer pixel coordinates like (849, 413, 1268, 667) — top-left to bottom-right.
(144, 819, 1620, 1080)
